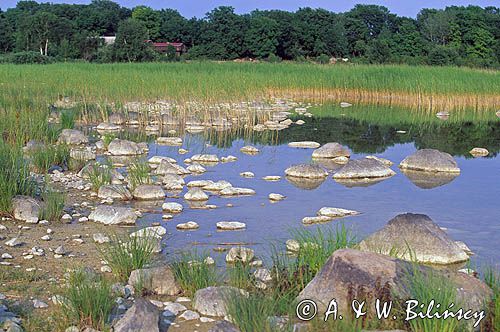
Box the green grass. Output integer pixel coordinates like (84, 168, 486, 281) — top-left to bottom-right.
(98, 233, 158, 282)
(86, 161, 112, 191)
(484, 267, 500, 332)
(171, 251, 219, 297)
(60, 109, 77, 129)
(226, 261, 255, 290)
(224, 292, 281, 332)
(63, 268, 114, 330)
(127, 159, 152, 190)
(0, 142, 38, 214)
(39, 187, 65, 221)
(29, 144, 70, 173)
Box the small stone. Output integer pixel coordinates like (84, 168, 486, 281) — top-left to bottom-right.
(262, 175, 281, 181)
(162, 202, 184, 213)
(41, 235, 51, 241)
(33, 299, 48, 309)
(54, 245, 67, 255)
(240, 145, 259, 154)
(5, 237, 23, 247)
(93, 233, 110, 244)
(61, 214, 72, 222)
(269, 193, 285, 201)
(101, 265, 112, 273)
(1, 253, 13, 259)
(216, 221, 246, 230)
(176, 221, 199, 230)
(240, 172, 255, 178)
(179, 310, 200, 321)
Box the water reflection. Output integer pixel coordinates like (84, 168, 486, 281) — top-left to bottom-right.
(401, 169, 459, 189)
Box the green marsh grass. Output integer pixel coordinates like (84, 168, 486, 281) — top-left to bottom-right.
(98, 233, 158, 282)
(127, 159, 152, 190)
(60, 109, 77, 129)
(86, 162, 112, 191)
(484, 267, 500, 331)
(226, 261, 255, 290)
(0, 142, 37, 214)
(29, 144, 69, 173)
(63, 269, 114, 330)
(39, 187, 65, 221)
(224, 292, 281, 332)
(171, 251, 219, 297)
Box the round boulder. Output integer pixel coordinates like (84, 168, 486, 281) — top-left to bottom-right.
(399, 149, 460, 173)
(333, 158, 395, 179)
(312, 142, 350, 159)
(132, 185, 165, 200)
(285, 164, 328, 179)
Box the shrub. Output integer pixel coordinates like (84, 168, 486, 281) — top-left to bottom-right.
(63, 269, 114, 329)
(99, 233, 158, 282)
(316, 54, 331, 64)
(5, 51, 54, 64)
(171, 251, 219, 297)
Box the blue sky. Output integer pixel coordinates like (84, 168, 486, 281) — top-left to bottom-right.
(1, 0, 497, 17)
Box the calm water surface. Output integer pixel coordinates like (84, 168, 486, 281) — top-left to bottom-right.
(131, 111, 500, 268)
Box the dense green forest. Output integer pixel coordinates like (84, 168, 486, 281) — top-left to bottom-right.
(0, 0, 499, 67)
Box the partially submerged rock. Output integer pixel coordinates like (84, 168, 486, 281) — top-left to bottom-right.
(269, 193, 286, 201)
(57, 129, 88, 145)
(108, 139, 144, 156)
(156, 137, 182, 146)
(399, 149, 460, 173)
(333, 158, 395, 179)
(240, 145, 259, 154)
(96, 122, 121, 134)
(302, 216, 333, 224)
(317, 207, 359, 218)
(285, 164, 328, 179)
(98, 185, 132, 201)
(155, 160, 190, 176)
(216, 221, 246, 230)
(358, 213, 469, 265)
(312, 143, 350, 159)
(226, 247, 254, 263)
(132, 185, 165, 200)
(184, 187, 209, 201)
(288, 141, 321, 149)
(176, 221, 199, 230)
(162, 202, 183, 213)
(89, 205, 137, 225)
(469, 147, 489, 157)
(220, 187, 256, 196)
(191, 154, 219, 163)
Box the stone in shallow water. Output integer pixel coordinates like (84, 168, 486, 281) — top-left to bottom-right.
(399, 149, 460, 173)
(57, 129, 88, 145)
(96, 122, 121, 133)
(155, 160, 190, 176)
(220, 187, 256, 196)
(285, 176, 326, 190)
(312, 142, 350, 159)
(176, 221, 199, 230)
(358, 213, 469, 265)
(190, 154, 219, 163)
(216, 221, 246, 230)
(162, 202, 183, 213)
(317, 207, 359, 218)
(240, 145, 259, 154)
(262, 175, 281, 181)
(204, 180, 232, 191)
(98, 185, 132, 201)
(240, 171, 255, 178)
(333, 158, 395, 179)
(302, 216, 333, 225)
(226, 247, 254, 263)
(184, 187, 209, 201)
(469, 147, 489, 157)
(288, 141, 321, 149)
(285, 164, 328, 179)
(156, 137, 183, 146)
(130, 226, 167, 239)
(365, 155, 394, 166)
(268, 193, 285, 201)
(132, 185, 165, 200)
(187, 163, 206, 173)
(148, 156, 177, 166)
(108, 139, 143, 156)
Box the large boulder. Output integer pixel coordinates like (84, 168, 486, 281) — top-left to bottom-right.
(194, 286, 247, 317)
(57, 129, 88, 145)
(113, 298, 159, 332)
(333, 158, 395, 179)
(208, 321, 240, 332)
(285, 164, 328, 179)
(312, 142, 350, 159)
(108, 139, 143, 156)
(128, 266, 181, 296)
(88, 205, 137, 225)
(132, 185, 165, 200)
(297, 249, 492, 314)
(97, 185, 132, 201)
(155, 160, 190, 176)
(358, 213, 469, 265)
(12, 196, 40, 223)
(399, 149, 460, 173)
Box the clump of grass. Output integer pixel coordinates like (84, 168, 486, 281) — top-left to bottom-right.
(86, 161, 112, 191)
(127, 159, 151, 190)
(60, 109, 77, 129)
(63, 268, 114, 330)
(99, 233, 158, 282)
(30, 144, 69, 173)
(171, 251, 219, 297)
(101, 133, 116, 148)
(224, 293, 279, 332)
(0, 142, 38, 214)
(292, 224, 357, 277)
(226, 261, 254, 290)
(39, 187, 65, 221)
(398, 265, 462, 332)
(484, 267, 500, 331)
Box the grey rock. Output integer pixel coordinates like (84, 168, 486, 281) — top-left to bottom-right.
(219, 187, 256, 196)
(288, 141, 321, 149)
(108, 139, 143, 156)
(333, 158, 395, 179)
(155, 160, 190, 176)
(312, 142, 350, 159)
(194, 286, 247, 317)
(89, 205, 137, 225)
(162, 202, 183, 213)
(358, 213, 469, 265)
(97, 185, 132, 201)
(208, 320, 240, 332)
(132, 185, 165, 200)
(285, 164, 328, 179)
(184, 188, 209, 201)
(216, 221, 246, 230)
(128, 266, 181, 296)
(225, 247, 254, 263)
(113, 298, 160, 332)
(57, 129, 88, 145)
(399, 149, 460, 173)
(12, 196, 40, 223)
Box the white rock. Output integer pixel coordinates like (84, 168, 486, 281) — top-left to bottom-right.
(216, 221, 246, 230)
(269, 193, 285, 201)
(176, 222, 199, 230)
(162, 202, 183, 213)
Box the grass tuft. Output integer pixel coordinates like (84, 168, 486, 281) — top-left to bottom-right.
(86, 161, 112, 191)
(39, 187, 65, 221)
(127, 159, 151, 190)
(171, 251, 219, 297)
(29, 144, 69, 173)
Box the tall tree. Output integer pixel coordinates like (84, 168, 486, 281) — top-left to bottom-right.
(113, 18, 155, 62)
(132, 6, 161, 40)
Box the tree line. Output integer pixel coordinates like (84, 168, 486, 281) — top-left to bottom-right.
(0, 0, 499, 67)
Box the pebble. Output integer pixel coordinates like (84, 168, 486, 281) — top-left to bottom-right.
(33, 299, 48, 309)
(179, 310, 200, 321)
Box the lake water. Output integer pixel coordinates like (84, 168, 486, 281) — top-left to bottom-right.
(125, 107, 500, 269)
